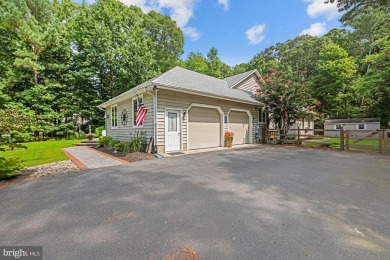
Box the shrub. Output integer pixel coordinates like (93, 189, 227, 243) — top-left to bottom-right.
(98, 132, 146, 153)
(0, 135, 27, 151)
(10, 131, 34, 142)
(108, 139, 121, 149)
(78, 131, 86, 139)
(0, 157, 25, 179)
(128, 131, 146, 152)
(85, 133, 97, 140)
(98, 136, 113, 147)
(95, 126, 105, 137)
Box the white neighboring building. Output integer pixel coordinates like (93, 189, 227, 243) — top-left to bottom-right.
(324, 118, 381, 137)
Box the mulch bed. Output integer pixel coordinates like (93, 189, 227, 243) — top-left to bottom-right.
(93, 147, 156, 163)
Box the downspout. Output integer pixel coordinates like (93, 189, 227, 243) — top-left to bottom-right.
(144, 86, 158, 153)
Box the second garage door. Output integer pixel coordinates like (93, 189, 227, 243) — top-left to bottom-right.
(188, 107, 221, 150)
(229, 111, 249, 145)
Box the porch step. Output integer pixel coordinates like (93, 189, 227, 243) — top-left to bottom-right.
(73, 142, 98, 147)
(73, 139, 99, 147)
(81, 140, 98, 144)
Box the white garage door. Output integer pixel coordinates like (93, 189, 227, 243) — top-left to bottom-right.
(229, 111, 249, 145)
(188, 107, 221, 150)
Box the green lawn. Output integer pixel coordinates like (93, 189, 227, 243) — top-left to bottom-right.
(1, 140, 83, 167)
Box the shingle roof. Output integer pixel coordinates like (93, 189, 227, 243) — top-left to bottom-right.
(153, 67, 259, 104)
(224, 69, 258, 88)
(99, 67, 261, 107)
(324, 118, 380, 124)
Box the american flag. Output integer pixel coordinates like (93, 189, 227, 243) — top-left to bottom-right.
(136, 100, 148, 126)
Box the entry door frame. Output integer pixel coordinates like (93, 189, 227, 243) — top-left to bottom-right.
(165, 108, 182, 153)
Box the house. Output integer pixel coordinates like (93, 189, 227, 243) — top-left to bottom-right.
(324, 118, 381, 137)
(97, 66, 267, 154)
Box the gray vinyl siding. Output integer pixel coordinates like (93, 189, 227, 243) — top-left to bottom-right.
(324, 122, 380, 137)
(233, 74, 260, 94)
(106, 93, 154, 141)
(157, 89, 259, 147)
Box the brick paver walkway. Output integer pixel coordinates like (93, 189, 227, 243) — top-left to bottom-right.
(63, 147, 127, 170)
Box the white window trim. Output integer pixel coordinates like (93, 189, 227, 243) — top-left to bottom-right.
(111, 105, 118, 129)
(357, 124, 366, 130)
(132, 95, 144, 128)
(259, 109, 266, 123)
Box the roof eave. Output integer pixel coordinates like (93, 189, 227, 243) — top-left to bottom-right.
(97, 83, 154, 109)
(155, 84, 262, 106)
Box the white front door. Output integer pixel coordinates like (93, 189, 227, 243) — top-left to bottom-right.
(166, 110, 181, 152)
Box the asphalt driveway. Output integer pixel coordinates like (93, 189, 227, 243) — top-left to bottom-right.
(1, 146, 390, 259)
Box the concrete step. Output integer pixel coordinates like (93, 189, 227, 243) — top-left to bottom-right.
(73, 143, 98, 147)
(81, 140, 98, 144)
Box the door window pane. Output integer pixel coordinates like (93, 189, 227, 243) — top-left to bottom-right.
(168, 112, 177, 132)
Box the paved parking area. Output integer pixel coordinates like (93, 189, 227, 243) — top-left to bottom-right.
(1, 146, 390, 259)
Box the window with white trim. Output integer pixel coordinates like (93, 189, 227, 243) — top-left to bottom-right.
(224, 115, 228, 124)
(335, 124, 341, 130)
(132, 95, 143, 127)
(259, 109, 266, 123)
(111, 105, 118, 128)
(358, 124, 365, 130)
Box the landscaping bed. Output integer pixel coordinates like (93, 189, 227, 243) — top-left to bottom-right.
(93, 147, 155, 163)
(0, 160, 79, 190)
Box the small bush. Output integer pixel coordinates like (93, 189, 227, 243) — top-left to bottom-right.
(98, 131, 146, 153)
(78, 131, 86, 139)
(85, 133, 97, 140)
(108, 139, 121, 149)
(0, 157, 25, 179)
(95, 126, 105, 137)
(128, 131, 146, 152)
(98, 136, 113, 147)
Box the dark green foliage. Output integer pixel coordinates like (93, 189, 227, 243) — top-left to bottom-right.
(98, 131, 146, 153)
(0, 157, 24, 179)
(236, 5, 389, 127)
(181, 48, 233, 78)
(95, 126, 105, 137)
(324, 0, 390, 22)
(0, 0, 184, 140)
(98, 136, 113, 148)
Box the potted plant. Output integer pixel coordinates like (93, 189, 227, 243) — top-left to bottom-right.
(224, 131, 234, 147)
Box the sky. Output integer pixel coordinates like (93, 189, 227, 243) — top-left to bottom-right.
(76, 0, 343, 66)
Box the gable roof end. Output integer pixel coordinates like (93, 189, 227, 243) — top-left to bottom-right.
(224, 69, 261, 88)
